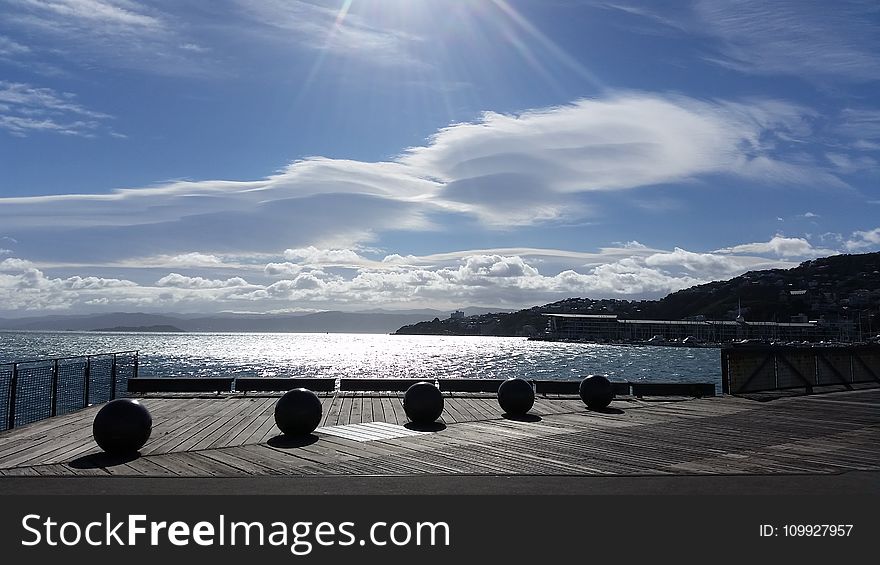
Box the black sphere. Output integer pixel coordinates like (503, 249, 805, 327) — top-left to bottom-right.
(579, 375, 614, 409)
(92, 399, 152, 455)
(274, 388, 323, 436)
(497, 378, 534, 416)
(403, 382, 444, 424)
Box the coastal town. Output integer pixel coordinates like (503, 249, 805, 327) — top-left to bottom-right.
(396, 252, 880, 345)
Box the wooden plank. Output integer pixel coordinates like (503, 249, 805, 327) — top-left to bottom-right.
(197, 448, 281, 475)
(165, 397, 259, 453)
(350, 394, 364, 425)
(361, 395, 374, 424)
(379, 395, 397, 425)
(206, 397, 276, 449)
(337, 395, 355, 426)
(323, 394, 343, 427)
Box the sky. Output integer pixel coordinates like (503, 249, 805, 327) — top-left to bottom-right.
(0, 0, 879, 316)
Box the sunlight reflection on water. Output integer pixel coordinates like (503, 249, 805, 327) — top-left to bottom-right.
(0, 331, 722, 389)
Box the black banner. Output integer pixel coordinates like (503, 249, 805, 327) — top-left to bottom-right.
(0, 488, 876, 564)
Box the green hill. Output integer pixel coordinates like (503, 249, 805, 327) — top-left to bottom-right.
(394, 251, 880, 337)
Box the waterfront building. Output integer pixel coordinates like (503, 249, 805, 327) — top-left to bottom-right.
(543, 313, 831, 343)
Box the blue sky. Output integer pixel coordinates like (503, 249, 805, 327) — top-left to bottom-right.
(1, 0, 879, 315)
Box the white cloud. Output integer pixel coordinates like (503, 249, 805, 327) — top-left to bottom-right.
(134, 252, 226, 268)
(179, 42, 209, 53)
(845, 228, 880, 251)
(283, 246, 365, 265)
(645, 248, 749, 277)
(1, 0, 214, 76)
(715, 235, 835, 258)
(381, 254, 421, 265)
(264, 262, 304, 278)
(0, 34, 30, 56)
(0, 257, 35, 271)
(0, 232, 835, 314)
(234, 0, 422, 65)
(0, 92, 846, 262)
(694, 0, 880, 81)
(825, 152, 879, 174)
(0, 257, 137, 311)
(61, 276, 136, 290)
(402, 93, 842, 225)
(588, 1, 880, 82)
(14, 0, 162, 28)
(155, 273, 251, 289)
(0, 80, 114, 137)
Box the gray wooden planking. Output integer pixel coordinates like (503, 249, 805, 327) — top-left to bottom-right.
(0, 389, 877, 478)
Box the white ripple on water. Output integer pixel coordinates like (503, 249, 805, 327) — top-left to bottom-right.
(0, 331, 721, 389)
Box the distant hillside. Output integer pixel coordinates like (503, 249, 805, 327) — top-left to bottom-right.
(395, 252, 880, 337)
(0, 311, 440, 333)
(93, 325, 185, 333)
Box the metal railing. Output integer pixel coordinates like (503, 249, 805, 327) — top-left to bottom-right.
(0, 351, 138, 431)
(722, 343, 880, 394)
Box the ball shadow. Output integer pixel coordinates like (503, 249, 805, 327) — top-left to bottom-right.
(267, 434, 320, 449)
(587, 406, 625, 415)
(502, 413, 543, 423)
(404, 421, 447, 432)
(69, 451, 140, 469)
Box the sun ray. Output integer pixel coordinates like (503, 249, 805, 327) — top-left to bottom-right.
(334, 0, 354, 29)
(488, 0, 606, 92)
(294, 0, 356, 105)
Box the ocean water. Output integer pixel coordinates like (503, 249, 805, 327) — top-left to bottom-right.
(0, 331, 722, 389)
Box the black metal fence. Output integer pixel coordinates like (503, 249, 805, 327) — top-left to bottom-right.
(0, 351, 138, 431)
(722, 344, 880, 394)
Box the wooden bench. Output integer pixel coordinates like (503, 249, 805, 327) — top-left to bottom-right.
(338, 378, 430, 392)
(127, 377, 233, 393)
(234, 377, 336, 393)
(534, 380, 631, 395)
(436, 378, 506, 393)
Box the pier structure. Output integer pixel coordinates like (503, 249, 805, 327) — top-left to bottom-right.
(544, 313, 830, 343)
(0, 381, 877, 493)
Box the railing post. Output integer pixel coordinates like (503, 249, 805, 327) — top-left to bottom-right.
(7, 364, 18, 430)
(720, 349, 729, 395)
(83, 356, 91, 408)
(110, 354, 118, 400)
(50, 359, 59, 417)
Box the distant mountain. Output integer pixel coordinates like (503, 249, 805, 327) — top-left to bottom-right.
(93, 325, 185, 333)
(0, 311, 438, 333)
(356, 307, 515, 316)
(395, 252, 880, 337)
(0, 313, 186, 332)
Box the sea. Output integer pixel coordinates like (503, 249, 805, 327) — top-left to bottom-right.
(0, 331, 723, 391)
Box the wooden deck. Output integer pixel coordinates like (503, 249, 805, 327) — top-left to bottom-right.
(0, 387, 878, 478)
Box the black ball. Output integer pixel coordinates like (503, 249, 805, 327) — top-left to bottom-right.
(274, 388, 323, 436)
(403, 382, 443, 424)
(92, 399, 152, 455)
(497, 378, 534, 416)
(579, 375, 614, 409)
